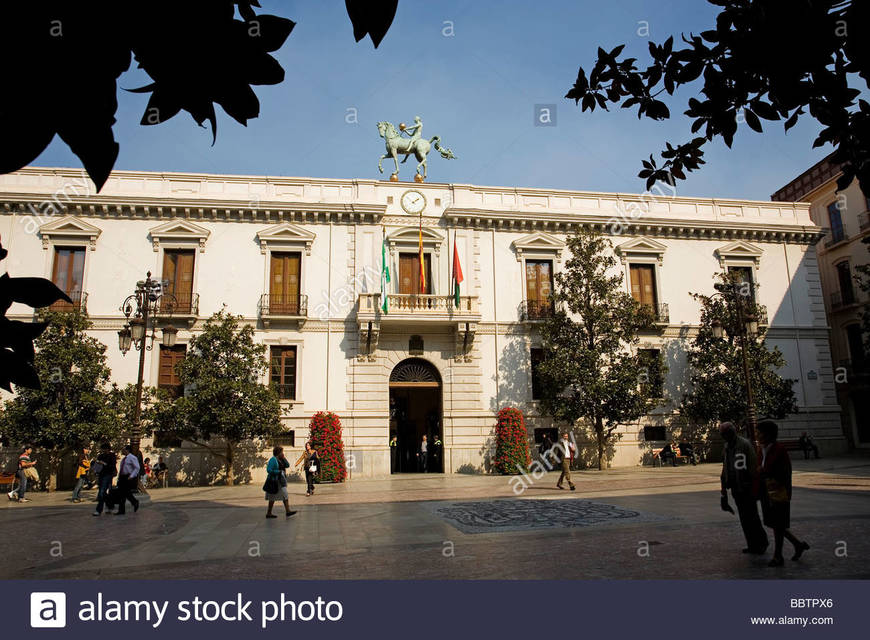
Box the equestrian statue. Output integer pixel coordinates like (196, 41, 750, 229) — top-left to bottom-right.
(377, 116, 456, 182)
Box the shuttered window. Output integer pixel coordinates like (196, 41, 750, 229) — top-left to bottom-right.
(158, 345, 186, 399)
(398, 253, 432, 294)
(51, 247, 85, 310)
(629, 264, 657, 307)
(269, 252, 301, 313)
(162, 249, 195, 312)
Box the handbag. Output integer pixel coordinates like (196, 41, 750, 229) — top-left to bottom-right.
(262, 470, 279, 494)
(309, 464, 317, 473)
(92, 460, 105, 475)
(23, 466, 39, 482)
(765, 478, 789, 503)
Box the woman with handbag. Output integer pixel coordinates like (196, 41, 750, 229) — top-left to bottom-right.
(295, 441, 318, 497)
(264, 446, 297, 519)
(758, 420, 810, 567)
(71, 446, 92, 503)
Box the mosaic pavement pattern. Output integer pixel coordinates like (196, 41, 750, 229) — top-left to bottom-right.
(430, 499, 672, 534)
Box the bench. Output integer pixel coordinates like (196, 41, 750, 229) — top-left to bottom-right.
(0, 472, 17, 493)
(652, 446, 699, 467)
(781, 439, 819, 459)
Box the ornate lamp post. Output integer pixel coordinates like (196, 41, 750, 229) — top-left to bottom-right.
(118, 272, 178, 453)
(709, 281, 760, 444)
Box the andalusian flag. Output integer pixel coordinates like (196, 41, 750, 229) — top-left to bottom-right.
(381, 230, 390, 313)
(418, 211, 426, 293)
(453, 232, 464, 307)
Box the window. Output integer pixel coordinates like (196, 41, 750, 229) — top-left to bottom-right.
(525, 260, 553, 318)
(51, 247, 85, 310)
(398, 252, 432, 295)
(530, 347, 545, 400)
(836, 261, 855, 305)
(272, 432, 296, 448)
(846, 324, 865, 373)
(728, 266, 756, 303)
(629, 264, 657, 308)
(638, 348, 663, 398)
(162, 249, 195, 313)
(269, 252, 302, 314)
(158, 345, 186, 399)
(828, 202, 845, 243)
(270, 346, 297, 400)
(643, 426, 666, 441)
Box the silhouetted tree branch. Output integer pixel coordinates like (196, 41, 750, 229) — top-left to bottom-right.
(566, 0, 869, 196)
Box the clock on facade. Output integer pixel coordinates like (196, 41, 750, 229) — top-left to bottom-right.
(400, 189, 427, 215)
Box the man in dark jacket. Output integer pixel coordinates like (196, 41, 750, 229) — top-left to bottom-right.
(720, 422, 768, 554)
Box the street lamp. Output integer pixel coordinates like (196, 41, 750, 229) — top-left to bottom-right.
(118, 272, 179, 453)
(709, 280, 760, 444)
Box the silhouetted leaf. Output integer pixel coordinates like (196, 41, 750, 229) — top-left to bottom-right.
(346, 0, 398, 48)
(2, 276, 72, 309)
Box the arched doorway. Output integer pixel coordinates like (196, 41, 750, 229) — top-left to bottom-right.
(389, 358, 443, 473)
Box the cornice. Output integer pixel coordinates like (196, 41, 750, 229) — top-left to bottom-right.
(444, 208, 823, 244)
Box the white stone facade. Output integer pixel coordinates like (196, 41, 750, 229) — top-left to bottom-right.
(0, 167, 846, 482)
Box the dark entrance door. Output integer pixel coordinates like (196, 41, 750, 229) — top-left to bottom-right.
(389, 358, 443, 473)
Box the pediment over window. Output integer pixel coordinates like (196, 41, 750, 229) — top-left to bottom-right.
(511, 232, 565, 262)
(387, 227, 445, 254)
(39, 215, 101, 250)
(256, 223, 316, 255)
(615, 236, 667, 265)
(715, 240, 763, 267)
(149, 220, 210, 252)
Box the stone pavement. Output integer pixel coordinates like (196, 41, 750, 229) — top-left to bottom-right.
(3, 455, 869, 580)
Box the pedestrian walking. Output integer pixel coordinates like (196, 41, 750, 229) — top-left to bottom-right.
(264, 446, 296, 518)
(556, 432, 576, 490)
(758, 420, 810, 567)
(71, 446, 91, 503)
(295, 441, 319, 496)
(719, 421, 768, 554)
(115, 445, 140, 515)
(93, 442, 117, 516)
(11, 445, 36, 503)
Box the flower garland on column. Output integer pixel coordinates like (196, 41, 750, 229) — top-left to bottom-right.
(494, 407, 530, 475)
(308, 411, 347, 482)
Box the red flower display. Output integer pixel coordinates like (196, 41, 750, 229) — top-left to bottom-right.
(308, 411, 347, 483)
(494, 407, 531, 475)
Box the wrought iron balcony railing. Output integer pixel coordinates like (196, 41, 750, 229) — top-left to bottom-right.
(823, 229, 848, 248)
(520, 300, 555, 321)
(652, 302, 669, 324)
(157, 292, 199, 316)
(830, 290, 856, 310)
(259, 294, 308, 318)
(49, 290, 87, 312)
(859, 212, 870, 233)
(271, 382, 296, 401)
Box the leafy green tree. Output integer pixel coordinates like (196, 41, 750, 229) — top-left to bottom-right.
(151, 309, 282, 485)
(566, 1, 869, 195)
(681, 273, 798, 430)
(0, 310, 123, 489)
(536, 228, 664, 470)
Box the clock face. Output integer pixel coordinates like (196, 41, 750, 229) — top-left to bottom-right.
(400, 189, 427, 215)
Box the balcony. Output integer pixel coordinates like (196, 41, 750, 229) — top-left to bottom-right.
(652, 303, 669, 325)
(830, 290, 856, 311)
(259, 294, 308, 327)
(156, 292, 199, 319)
(49, 290, 87, 312)
(823, 229, 848, 249)
(359, 293, 480, 324)
(859, 212, 870, 233)
(839, 358, 868, 379)
(756, 304, 769, 327)
(520, 300, 555, 322)
(271, 383, 296, 401)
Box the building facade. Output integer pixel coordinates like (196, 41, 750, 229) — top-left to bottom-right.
(0, 167, 846, 482)
(773, 157, 870, 448)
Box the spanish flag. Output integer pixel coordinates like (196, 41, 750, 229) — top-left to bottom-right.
(453, 231, 464, 307)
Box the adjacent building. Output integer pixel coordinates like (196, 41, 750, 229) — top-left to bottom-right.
(773, 156, 870, 448)
(0, 166, 846, 481)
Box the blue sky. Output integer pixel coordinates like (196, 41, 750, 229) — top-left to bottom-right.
(33, 0, 831, 201)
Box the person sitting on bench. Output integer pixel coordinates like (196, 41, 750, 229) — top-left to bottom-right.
(659, 442, 677, 467)
(678, 440, 698, 465)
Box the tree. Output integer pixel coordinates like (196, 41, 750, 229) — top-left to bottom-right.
(151, 309, 282, 485)
(0, 2, 398, 191)
(566, 1, 870, 196)
(536, 228, 664, 470)
(681, 273, 798, 429)
(0, 310, 123, 489)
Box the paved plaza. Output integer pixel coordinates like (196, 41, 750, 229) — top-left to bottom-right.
(3, 455, 870, 580)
